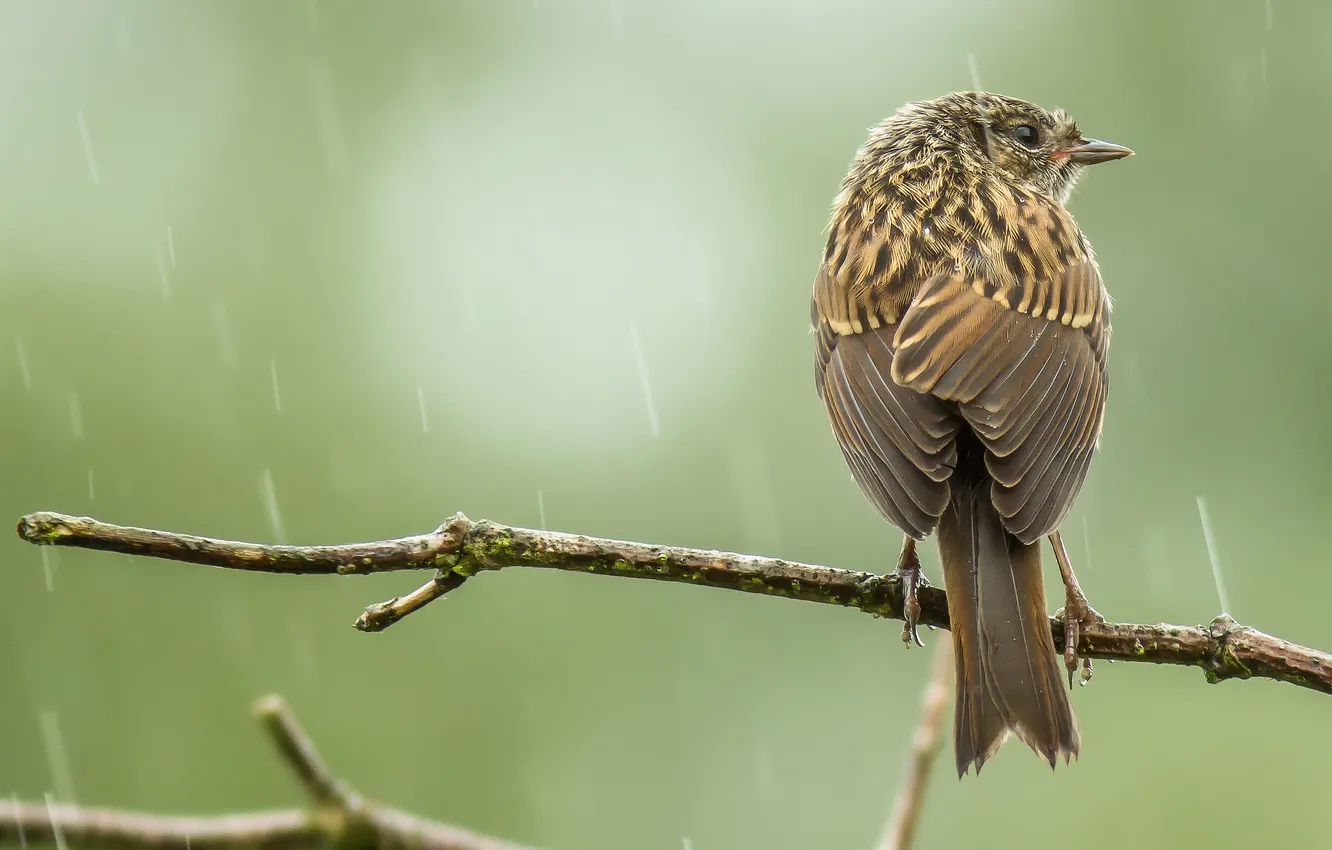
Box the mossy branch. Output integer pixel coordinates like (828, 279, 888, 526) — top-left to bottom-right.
(15, 510, 1332, 694)
(0, 696, 530, 850)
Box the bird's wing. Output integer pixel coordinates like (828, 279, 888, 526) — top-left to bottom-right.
(813, 267, 959, 539)
(889, 196, 1110, 544)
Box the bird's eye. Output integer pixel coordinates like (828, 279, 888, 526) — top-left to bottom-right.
(1012, 124, 1040, 149)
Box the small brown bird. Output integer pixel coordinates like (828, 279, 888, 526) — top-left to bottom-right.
(812, 92, 1131, 775)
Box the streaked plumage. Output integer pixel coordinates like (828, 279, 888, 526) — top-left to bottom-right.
(812, 92, 1130, 775)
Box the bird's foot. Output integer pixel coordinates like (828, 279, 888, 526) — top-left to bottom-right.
(1049, 530, 1103, 687)
(896, 537, 926, 648)
(1054, 586, 1104, 687)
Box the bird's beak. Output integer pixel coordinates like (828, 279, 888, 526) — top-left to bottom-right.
(1062, 138, 1134, 165)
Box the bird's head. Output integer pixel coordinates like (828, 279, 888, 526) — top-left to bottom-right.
(891, 91, 1132, 203)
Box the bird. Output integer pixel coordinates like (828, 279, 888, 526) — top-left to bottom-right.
(810, 91, 1131, 776)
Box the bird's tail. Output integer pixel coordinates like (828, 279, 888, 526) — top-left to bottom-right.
(937, 480, 1080, 776)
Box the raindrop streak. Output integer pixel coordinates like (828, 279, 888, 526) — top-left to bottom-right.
(270, 360, 282, 412)
(1081, 514, 1091, 573)
(15, 337, 31, 390)
(39, 710, 76, 803)
(76, 110, 100, 184)
(1265, 0, 1273, 29)
(167, 226, 176, 267)
(966, 53, 982, 91)
(628, 321, 660, 438)
(44, 793, 68, 850)
(537, 490, 547, 530)
(416, 385, 428, 433)
(87, 470, 95, 501)
(682, 839, 693, 850)
(10, 791, 25, 849)
(261, 469, 287, 543)
(213, 304, 238, 368)
(67, 392, 83, 440)
(155, 245, 171, 298)
(1260, 48, 1268, 89)
(39, 548, 55, 592)
(306, 63, 348, 172)
(1196, 496, 1231, 615)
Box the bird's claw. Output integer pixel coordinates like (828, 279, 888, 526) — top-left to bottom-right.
(1055, 593, 1104, 688)
(897, 538, 926, 648)
(1048, 531, 1103, 688)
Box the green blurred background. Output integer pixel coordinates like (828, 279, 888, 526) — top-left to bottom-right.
(4, 1, 1330, 847)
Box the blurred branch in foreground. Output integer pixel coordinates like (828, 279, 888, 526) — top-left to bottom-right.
(0, 696, 531, 850)
(0, 661, 956, 850)
(877, 640, 952, 850)
(16, 511, 1332, 694)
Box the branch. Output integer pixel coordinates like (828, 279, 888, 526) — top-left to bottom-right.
(0, 696, 531, 850)
(0, 803, 316, 850)
(877, 640, 952, 850)
(16, 511, 1332, 694)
